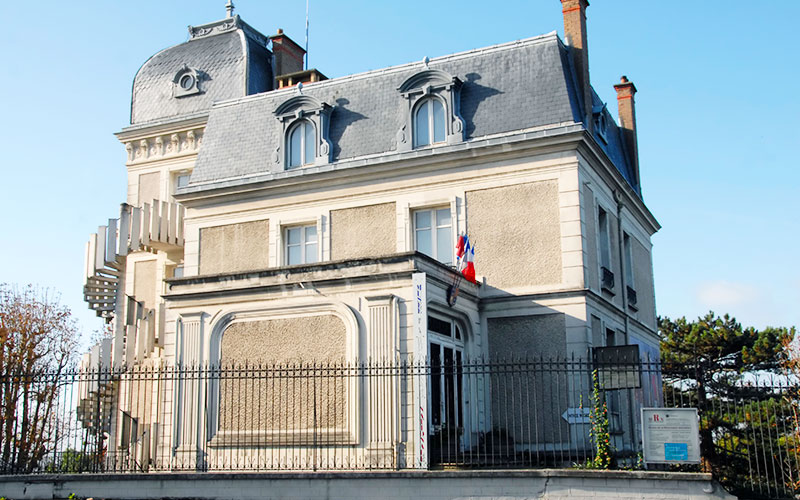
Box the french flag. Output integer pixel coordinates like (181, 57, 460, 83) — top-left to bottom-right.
(455, 234, 468, 260)
(461, 241, 476, 284)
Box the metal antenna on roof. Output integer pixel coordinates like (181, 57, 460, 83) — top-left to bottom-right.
(304, 0, 310, 70)
(225, 0, 235, 18)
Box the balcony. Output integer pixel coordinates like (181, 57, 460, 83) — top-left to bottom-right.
(600, 266, 615, 293)
(626, 285, 638, 309)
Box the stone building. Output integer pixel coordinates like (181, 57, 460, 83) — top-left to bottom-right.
(81, 0, 660, 471)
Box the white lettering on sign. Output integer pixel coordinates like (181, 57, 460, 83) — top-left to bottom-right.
(412, 273, 428, 469)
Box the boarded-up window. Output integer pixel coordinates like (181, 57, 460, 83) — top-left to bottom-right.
(138, 172, 160, 207)
(199, 220, 269, 275)
(330, 203, 396, 260)
(217, 316, 347, 443)
(466, 181, 562, 288)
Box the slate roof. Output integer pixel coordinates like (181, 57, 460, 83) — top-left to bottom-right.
(130, 16, 272, 125)
(130, 21, 639, 196)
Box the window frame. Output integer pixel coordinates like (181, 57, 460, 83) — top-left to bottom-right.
(283, 223, 320, 266)
(286, 119, 316, 169)
(412, 206, 454, 265)
(413, 96, 447, 148)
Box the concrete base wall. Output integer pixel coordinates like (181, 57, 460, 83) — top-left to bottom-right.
(0, 470, 735, 500)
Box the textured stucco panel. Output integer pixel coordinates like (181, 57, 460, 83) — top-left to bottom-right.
(330, 203, 396, 260)
(219, 316, 347, 432)
(487, 313, 567, 443)
(199, 220, 269, 275)
(466, 181, 562, 288)
(138, 172, 160, 206)
(633, 239, 656, 329)
(133, 260, 157, 310)
(583, 184, 598, 291)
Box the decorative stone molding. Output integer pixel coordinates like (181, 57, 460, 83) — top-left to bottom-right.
(274, 94, 333, 169)
(124, 128, 204, 164)
(396, 68, 465, 152)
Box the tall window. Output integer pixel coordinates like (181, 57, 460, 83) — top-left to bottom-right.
(287, 120, 315, 168)
(414, 207, 452, 265)
(413, 98, 446, 147)
(285, 224, 318, 265)
(598, 207, 611, 269)
(428, 315, 464, 431)
(623, 232, 634, 288)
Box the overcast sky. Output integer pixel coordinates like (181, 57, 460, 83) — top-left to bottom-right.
(1, 1, 797, 347)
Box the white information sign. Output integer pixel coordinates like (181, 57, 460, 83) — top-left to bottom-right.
(412, 272, 428, 469)
(641, 408, 701, 464)
(562, 407, 591, 424)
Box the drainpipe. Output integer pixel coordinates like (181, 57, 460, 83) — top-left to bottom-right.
(614, 190, 629, 344)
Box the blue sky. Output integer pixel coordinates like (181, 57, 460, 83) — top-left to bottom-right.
(1, 1, 797, 346)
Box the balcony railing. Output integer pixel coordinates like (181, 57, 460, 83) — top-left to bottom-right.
(626, 286, 637, 308)
(600, 266, 614, 292)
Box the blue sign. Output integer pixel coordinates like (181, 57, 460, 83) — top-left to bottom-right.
(664, 442, 688, 461)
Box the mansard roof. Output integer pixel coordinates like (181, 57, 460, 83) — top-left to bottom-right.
(131, 16, 272, 125)
(164, 31, 637, 196)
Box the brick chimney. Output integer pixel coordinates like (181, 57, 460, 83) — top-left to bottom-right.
(613, 76, 640, 187)
(270, 28, 306, 78)
(561, 0, 592, 132)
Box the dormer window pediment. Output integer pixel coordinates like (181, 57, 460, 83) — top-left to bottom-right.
(397, 67, 465, 151)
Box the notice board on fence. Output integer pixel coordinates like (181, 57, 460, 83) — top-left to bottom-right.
(591, 344, 641, 389)
(641, 408, 701, 464)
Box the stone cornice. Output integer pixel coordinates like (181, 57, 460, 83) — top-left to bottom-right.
(119, 126, 205, 165)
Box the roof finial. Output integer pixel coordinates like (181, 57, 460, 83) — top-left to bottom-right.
(422, 56, 430, 69)
(225, 0, 235, 18)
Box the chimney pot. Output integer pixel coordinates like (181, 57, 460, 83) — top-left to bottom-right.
(613, 76, 640, 192)
(560, 0, 592, 132)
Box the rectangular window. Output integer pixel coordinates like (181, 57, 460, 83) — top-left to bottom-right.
(284, 224, 318, 266)
(413, 207, 452, 265)
(623, 232, 634, 288)
(598, 207, 611, 269)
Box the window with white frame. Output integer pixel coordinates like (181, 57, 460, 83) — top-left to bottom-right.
(173, 171, 191, 194)
(413, 97, 446, 147)
(287, 120, 316, 168)
(413, 207, 452, 265)
(284, 224, 318, 265)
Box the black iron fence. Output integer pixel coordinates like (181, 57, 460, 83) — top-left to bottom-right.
(0, 359, 797, 499)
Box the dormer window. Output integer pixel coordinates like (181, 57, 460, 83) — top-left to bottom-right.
(274, 94, 332, 170)
(397, 67, 464, 152)
(413, 97, 446, 147)
(173, 66, 202, 98)
(287, 120, 316, 168)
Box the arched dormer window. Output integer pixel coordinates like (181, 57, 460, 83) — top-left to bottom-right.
(273, 93, 333, 171)
(287, 120, 316, 168)
(413, 97, 446, 147)
(397, 66, 464, 152)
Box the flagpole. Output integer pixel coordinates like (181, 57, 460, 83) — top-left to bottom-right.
(304, 0, 310, 70)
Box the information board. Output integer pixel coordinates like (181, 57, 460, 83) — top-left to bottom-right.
(641, 408, 701, 464)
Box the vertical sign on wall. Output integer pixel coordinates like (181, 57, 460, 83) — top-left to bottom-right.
(412, 272, 428, 469)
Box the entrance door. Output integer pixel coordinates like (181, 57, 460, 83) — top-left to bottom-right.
(428, 315, 465, 463)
